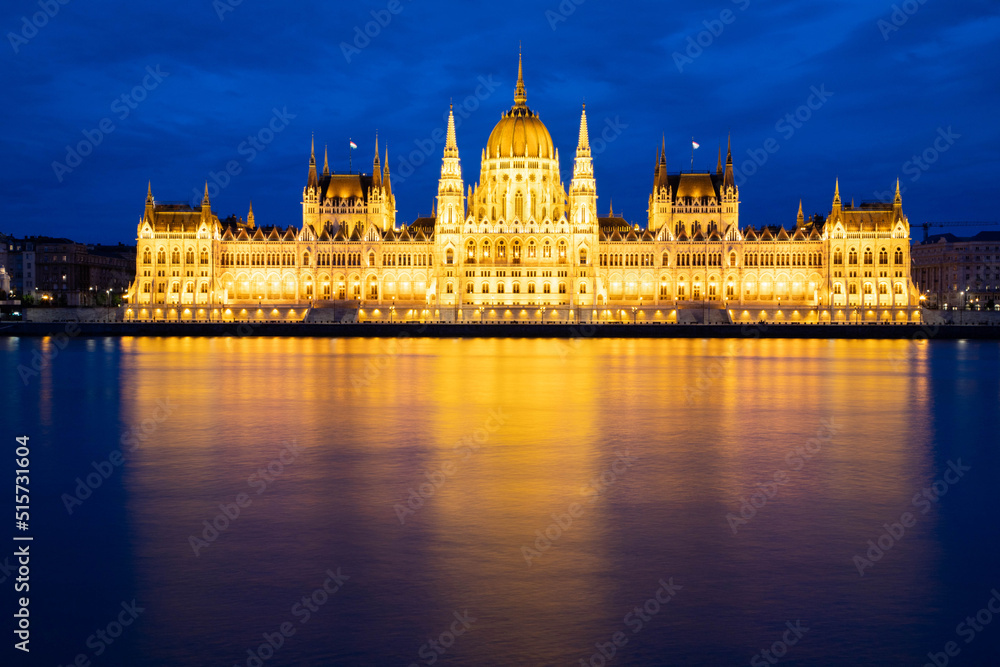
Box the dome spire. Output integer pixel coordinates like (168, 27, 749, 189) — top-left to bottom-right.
(514, 48, 527, 107)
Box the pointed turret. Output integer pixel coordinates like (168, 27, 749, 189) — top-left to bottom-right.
(893, 178, 902, 206)
(514, 50, 527, 107)
(723, 134, 735, 191)
(202, 181, 210, 208)
(576, 104, 590, 156)
(833, 178, 841, 208)
(655, 137, 668, 192)
(717, 145, 723, 174)
(146, 181, 153, 202)
(648, 136, 672, 232)
(322, 144, 329, 177)
(444, 103, 459, 158)
(437, 105, 463, 226)
(247, 200, 255, 229)
(307, 134, 318, 190)
(144, 181, 155, 221)
(383, 146, 392, 198)
(372, 137, 382, 190)
(570, 103, 597, 227)
(797, 200, 804, 227)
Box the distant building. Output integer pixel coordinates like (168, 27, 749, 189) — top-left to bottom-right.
(911, 232, 1000, 309)
(5, 236, 135, 305)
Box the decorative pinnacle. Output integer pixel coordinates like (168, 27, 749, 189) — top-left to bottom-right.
(514, 50, 527, 107)
(577, 104, 590, 152)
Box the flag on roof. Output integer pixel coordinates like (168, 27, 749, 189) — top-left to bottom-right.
(691, 141, 700, 149)
(349, 140, 358, 150)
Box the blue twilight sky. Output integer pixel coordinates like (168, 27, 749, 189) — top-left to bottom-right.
(1, 0, 998, 244)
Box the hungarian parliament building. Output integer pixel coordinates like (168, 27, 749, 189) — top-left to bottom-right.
(125, 58, 919, 323)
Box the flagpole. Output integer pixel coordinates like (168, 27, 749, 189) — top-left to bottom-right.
(690, 137, 694, 172)
(349, 139, 353, 174)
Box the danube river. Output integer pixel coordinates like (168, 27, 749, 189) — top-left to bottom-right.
(5, 336, 999, 666)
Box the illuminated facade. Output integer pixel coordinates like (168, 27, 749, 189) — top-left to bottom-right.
(126, 57, 920, 323)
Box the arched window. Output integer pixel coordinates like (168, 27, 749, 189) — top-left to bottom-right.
(185, 248, 194, 264)
(864, 249, 873, 265)
(514, 191, 524, 220)
(863, 283, 873, 295)
(558, 282, 567, 294)
(513, 282, 520, 293)
(142, 248, 151, 264)
(834, 283, 843, 295)
(579, 282, 587, 294)
(894, 248, 904, 265)
(833, 249, 843, 265)
(528, 240, 536, 259)
(512, 240, 521, 260)
(497, 283, 505, 294)
(894, 282, 903, 295)
(466, 241, 476, 260)
(200, 249, 209, 265)
(662, 251, 670, 267)
(302, 252, 310, 266)
(368, 252, 375, 266)
(580, 248, 588, 265)
(879, 283, 888, 295)
(848, 283, 858, 295)
(171, 248, 180, 264)
(879, 248, 888, 265)
(543, 240, 552, 258)
(446, 248, 454, 265)
(481, 240, 491, 259)
(497, 240, 506, 259)
(481, 282, 490, 293)
(848, 248, 858, 265)
(528, 283, 536, 294)
(729, 251, 737, 267)
(543, 282, 551, 294)
(558, 240, 567, 261)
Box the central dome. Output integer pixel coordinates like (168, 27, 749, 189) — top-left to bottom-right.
(485, 56, 555, 159)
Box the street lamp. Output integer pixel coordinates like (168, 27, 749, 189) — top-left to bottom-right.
(390, 296, 395, 323)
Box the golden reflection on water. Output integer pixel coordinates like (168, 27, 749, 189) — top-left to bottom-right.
(118, 336, 934, 664)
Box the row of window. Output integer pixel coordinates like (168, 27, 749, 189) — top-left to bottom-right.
(461, 281, 573, 295)
(833, 248, 905, 265)
(142, 248, 209, 265)
(832, 283, 905, 295)
(601, 253, 655, 267)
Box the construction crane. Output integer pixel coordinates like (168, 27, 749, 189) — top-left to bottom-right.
(920, 222, 1000, 242)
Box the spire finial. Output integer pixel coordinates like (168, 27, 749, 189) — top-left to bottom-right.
(834, 178, 841, 206)
(247, 200, 255, 228)
(726, 133, 732, 164)
(445, 104, 458, 152)
(894, 177, 902, 204)
(514, 48, 527, 106)
(203, 181, 210, 204)
(797, 199, 804, 225)
(717, 145, 723, 174)
(577, 104, 590, 152)
(146, 180, 152, 200)
(323, 144, 329, 176)
(311, 133, 315, 161)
